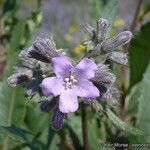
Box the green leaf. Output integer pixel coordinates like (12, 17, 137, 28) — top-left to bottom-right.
(129, 22, 150, 88)
(90, 0, 103, 25)
(0, 21, 26, 126)
(25, 102, 49, 134)
(0, 21, 27, 149)
(89, 0, 118, 37)
(126, 83, 141, 116)
(106, 108, 143, 135)
(100, 0, 118, 37)
(136, 61, 150, 142)
(88, 118, 101, 150)
(44, 125, 57, 150)
(0, 126, 25, 144)
(65, 114, 82, 144)
(0, 125, 44, 149)
(24, 102, 57, 149)
(65, 123, 82, 150)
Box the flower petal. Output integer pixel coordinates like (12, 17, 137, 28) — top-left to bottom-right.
(40, 77, 63, 96)
(75, 58, 97, 79)
(52, 56, 73, 78)
(59, 89, 78, 113)
(75, 79, 100, 99)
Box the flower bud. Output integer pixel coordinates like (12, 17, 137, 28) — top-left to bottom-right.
(106, 51, 128, 65)
(96, 18, 108, 42)
(93, 82, 107, 94)
(102, 91, 112, 100)
(94, 72, 116, 84)
(101, 87, 118, 104)
(18, 47, 38, 68)
(82, 24, 95, 39)
(101, 31, 132, 51)
(39, 98, 56, 113)
(7, 68, 33, 87)
(51, 108, 65, 130)
(25, 79, 39, 96)
(30, 37, 59, 63)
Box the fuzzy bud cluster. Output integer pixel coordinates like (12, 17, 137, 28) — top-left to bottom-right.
(82, 18, 132, 65)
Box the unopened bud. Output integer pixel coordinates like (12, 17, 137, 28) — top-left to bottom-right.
(30, 37, 59, 63)
(18, 48, 37, 67)
(96, 18, 108, 42)
(93, 82, 107, 94)
(25, 79, 39, 96)
(102, 91, 112, 100)
(102, 31, 132, 51)
(51, 108, 65, 130)
(82, 24, 95, 40)
(7, 68, 33, 87)
(94, 72, 116, 84)
(106, 51, 128, 65)
(40, 98, 57, 112)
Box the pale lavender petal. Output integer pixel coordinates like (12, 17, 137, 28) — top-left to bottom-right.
(40, 77, 63, 96)
(59, 89, 78, 113)
(75, 79, 100, 99)
(52, 56, 73, 78)
(75, 58, 97, 79)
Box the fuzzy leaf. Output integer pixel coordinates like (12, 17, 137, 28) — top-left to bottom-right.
(106, 108, 143, 135)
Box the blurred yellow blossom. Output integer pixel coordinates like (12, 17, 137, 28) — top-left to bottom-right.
(74, 44, 86, 54)
(68, 24, 78, 33)
(64, 34, 73, 41)
(114, 19, 125, 27)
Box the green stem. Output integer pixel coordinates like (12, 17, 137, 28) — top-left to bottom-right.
(45, 122, 55, 149)
(81, 102, 89, 150)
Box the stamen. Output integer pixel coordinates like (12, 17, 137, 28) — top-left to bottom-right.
(64, 78, 69, 82)
(64, 75, 77, 89)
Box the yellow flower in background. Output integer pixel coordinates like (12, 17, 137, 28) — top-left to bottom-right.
(68, 24, 78, 33)
(64, 24, 78, 41)
(114, 19, 125, 28)
(64, 34, 73, 41)
(74, 44, 86, 54)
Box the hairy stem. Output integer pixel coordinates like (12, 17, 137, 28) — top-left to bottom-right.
(120, 0, 143, 120)
(81, 102, 89, 150)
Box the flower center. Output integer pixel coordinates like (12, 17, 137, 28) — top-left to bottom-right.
(64, 75, 77, 89)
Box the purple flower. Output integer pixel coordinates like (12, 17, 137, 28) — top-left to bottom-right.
(40, 56, 100, 113)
